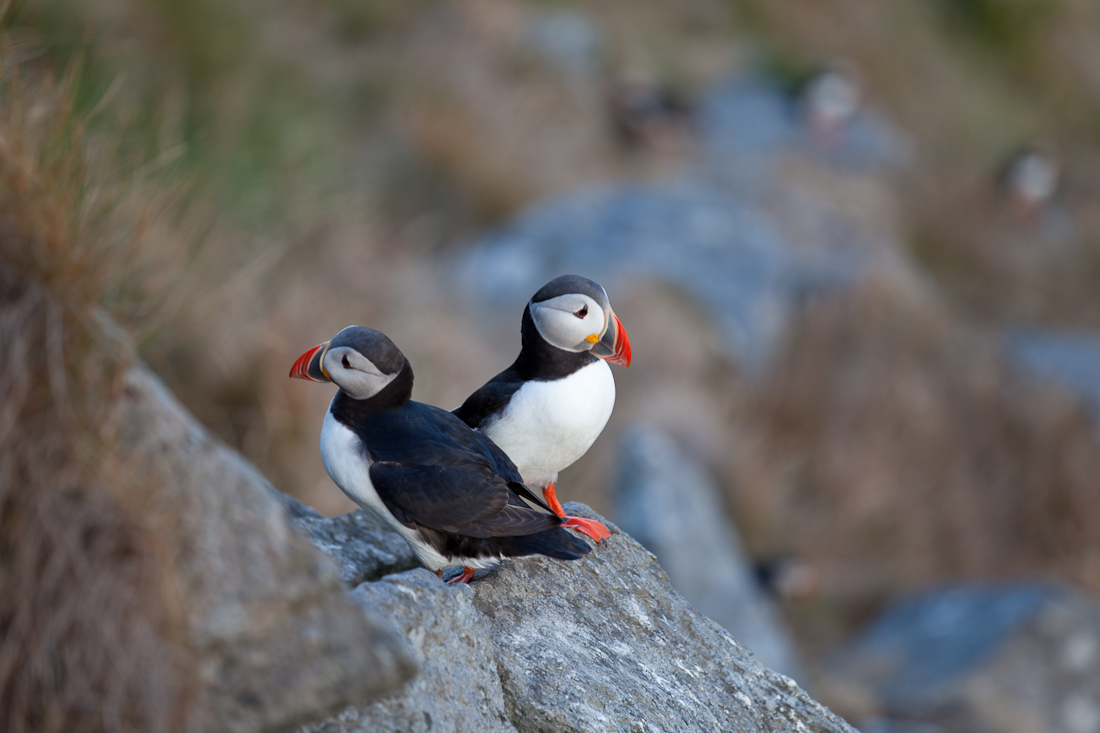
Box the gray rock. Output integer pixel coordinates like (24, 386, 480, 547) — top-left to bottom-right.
(830, 583, 1100, 733)
(301, 569, 517, 733)
(526, 10, 603, 93)
(1005, 328, 1100, 420)
(278, 497, 420, 586)
(114, 366, 418, 732)
(696, 75, 911, 180)
(303, 500, 856, 732)
(613, 423, 805, 681)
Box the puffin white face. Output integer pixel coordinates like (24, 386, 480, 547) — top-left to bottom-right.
(530, 293, 608, 353)
(290, 325, 408, 400)
(526, 275, 632, 366)
(807, 71, 860, 123)
(322, 346, 397, 400)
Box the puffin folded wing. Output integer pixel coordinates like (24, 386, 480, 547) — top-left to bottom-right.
(368, 462, 559, 538)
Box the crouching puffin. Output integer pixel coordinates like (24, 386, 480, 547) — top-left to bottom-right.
(454, 275, 632, 543)
(290, 326, 590, 584)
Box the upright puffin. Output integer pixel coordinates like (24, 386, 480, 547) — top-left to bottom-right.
(290, 326, 590, 584)
(454, 275, 632, 543)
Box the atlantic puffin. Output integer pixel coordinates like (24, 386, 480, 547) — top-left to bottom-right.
(290, 326, 590, 584)
(999, 142, 1059, 223)
(454, 275, 632, 543)
(799, 60, 862, 146)
(607, 67, 693, 151)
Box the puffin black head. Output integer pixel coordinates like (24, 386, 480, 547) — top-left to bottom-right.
(528, 275, 631, 367)
(290, 326, 409, 400)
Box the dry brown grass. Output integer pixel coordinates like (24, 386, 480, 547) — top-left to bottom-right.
(0, 56, 190, 733)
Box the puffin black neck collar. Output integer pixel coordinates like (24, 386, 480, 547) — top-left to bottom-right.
(330, 358, 414, 425)
(510, 304, 596, 381)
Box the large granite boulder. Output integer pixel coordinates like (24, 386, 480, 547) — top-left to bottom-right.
(298, 504, 856, 733)
(827, 583, 1100, 733)
(114, 366, 418, 732)
(614, 423, 804, 681)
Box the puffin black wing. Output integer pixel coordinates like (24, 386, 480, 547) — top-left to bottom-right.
(368, 463, 558, 538)
(356, 400, 556, 535)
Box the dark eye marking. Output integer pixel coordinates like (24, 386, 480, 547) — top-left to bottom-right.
(574, 305, 588, 319)
(342, 355, 351, 368)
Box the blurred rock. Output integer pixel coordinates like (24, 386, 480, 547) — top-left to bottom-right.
(1006, 329, 1100, 420)
(829, 583, 1100, 733)
(858, 719, 948, 733)
(697, 74, 911, 180)
(300, 504, 856, 733)
(279, 497, 420, 586)
(614, 423, 804, 681)
(115, 365, 417, 732)
(526, 10, 603, 93)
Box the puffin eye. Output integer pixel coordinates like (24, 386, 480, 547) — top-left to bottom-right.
(341, 355, 351, 369)
(574, 305, 588, 319)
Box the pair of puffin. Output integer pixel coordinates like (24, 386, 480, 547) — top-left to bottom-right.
(290, 275, 632, 584)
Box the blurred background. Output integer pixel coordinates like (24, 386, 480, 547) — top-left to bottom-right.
(5, 0, 1100, 729)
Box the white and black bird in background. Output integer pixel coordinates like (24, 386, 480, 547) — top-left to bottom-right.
(800, 60, 862, 146)
(999, 142, 1060, 224)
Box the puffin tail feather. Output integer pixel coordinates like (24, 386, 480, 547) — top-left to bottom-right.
(505, 526, 591, 561)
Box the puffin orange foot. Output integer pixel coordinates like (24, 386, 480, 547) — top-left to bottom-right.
(562, 516, 611, 543)
(445, 566, 476, 585)
(543, 482, 567, 518)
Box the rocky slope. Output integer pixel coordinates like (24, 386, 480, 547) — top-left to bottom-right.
(292, 502, 855, 733)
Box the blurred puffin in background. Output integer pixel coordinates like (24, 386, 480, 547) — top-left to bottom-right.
(998, 142, 1060, 224)
(291, 326, 590, 584)
(454, 275, 632, 544)
(799, 59, 862, 147)
(608, 67, 693, 152)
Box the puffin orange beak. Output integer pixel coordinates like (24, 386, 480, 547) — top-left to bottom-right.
(290, 341, 331, 382)
(590, 311, 632, 367)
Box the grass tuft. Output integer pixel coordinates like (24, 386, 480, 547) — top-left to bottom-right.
(0, 40, 191, 733)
